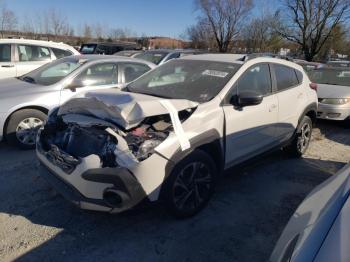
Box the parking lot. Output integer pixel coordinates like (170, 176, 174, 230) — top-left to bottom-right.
(0, 120, 349, 262)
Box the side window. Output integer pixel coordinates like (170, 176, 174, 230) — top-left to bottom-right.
(51, 48, 73, 59)
(236, 64, 271, 96)
(123, 63, 151, 83)
(76, 63, 118, 86)
(274, 64, 299, 91)
(165, 53, 180, 62)
(0, 44, 11, 62)
(295, 69, 303, 84)
(17, 45, 51, 62)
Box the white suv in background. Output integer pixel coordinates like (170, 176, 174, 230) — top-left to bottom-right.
(37, 54, 318, 217)
(0, 39, 79, 79)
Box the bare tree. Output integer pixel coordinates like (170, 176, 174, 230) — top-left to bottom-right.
(0, 6, 17, 37)
(242, 14, 284, 53)
(108, 27, 135, 41)
(275, 0, 350, 61)
(83, 23, 92, 41)
(93, 23, 104, 39)
(186, 17, 216, 49)
(195, 0, 253, 52)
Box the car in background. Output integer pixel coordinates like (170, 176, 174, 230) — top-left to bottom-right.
(0, 39, 79, 79)
(294, 59, 324, 71)
(80, 42, 137, 55)
(134, 49, 202, 65)
(327, 60, 350, 68)
(114, 50, 144, 57)
(37, 54, 317, 218)
(270, 163, 350, 262)
(308, 67, 350, 123)
(0, 55, 155, 149)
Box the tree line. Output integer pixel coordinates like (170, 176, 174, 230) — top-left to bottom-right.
(0, 5, 140, 45)
(187, 0, 350, 61)
(0, 0, 349, 61)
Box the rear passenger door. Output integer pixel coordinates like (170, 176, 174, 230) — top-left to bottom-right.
(0, 43, 16, 78)
(15, 44, 52, 76)
(271, 64, 307, 141)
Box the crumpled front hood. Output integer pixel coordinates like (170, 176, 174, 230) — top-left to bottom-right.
(58, 89, 198, 129)
(317, 84, 350, 99)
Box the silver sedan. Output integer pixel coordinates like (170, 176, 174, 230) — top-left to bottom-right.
(0, 55, 155, 149)
(270, 163, 350, 262)
(308, 67, 350, 122)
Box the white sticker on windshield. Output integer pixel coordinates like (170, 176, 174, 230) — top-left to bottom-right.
(202, 70, 229, 78)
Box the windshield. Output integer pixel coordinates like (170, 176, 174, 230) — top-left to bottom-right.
(127, 59, 240, 102)
(19, 57, 83, 86)
(134, 51, 168, 65)
(80, 44, 97, 54)
(308, 69, 350, 87)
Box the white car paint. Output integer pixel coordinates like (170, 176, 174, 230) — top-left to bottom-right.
(37, 54, 318, 214)
(0, 39, 79, 79)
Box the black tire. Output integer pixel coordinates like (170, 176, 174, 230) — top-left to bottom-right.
(5, 109, 47, 149)
(162, 150, 217, 218)
(285, 116, 313, 157)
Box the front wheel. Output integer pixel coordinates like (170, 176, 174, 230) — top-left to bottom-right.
(5, 109, 47, 149)
(162, 150, 217, 218)
(285, 116, 313, 157)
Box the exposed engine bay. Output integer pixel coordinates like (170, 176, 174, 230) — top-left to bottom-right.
(38, 108, 193, 173)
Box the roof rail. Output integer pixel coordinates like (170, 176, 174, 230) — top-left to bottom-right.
(244, 53, 294, 62)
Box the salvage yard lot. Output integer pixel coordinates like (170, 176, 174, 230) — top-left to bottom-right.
(0, 121, 349, 262)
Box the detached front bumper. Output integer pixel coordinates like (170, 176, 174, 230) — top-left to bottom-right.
(37, 149, 148, 213)
(317, 103, 350, 121)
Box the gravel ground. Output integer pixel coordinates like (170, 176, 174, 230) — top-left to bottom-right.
(0, 120, 349, 262)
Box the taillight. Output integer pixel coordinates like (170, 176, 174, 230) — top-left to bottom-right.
(309, 83, 317, 91)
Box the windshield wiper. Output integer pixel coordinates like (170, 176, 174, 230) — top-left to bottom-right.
(20, 76, 36, 84)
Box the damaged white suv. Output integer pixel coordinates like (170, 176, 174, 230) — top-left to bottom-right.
(36, 54, 318, 217)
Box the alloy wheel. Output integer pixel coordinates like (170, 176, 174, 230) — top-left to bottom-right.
(297, 122, 311, 153)
(16, 117, 43, 146)
(172, 161, 212, 212)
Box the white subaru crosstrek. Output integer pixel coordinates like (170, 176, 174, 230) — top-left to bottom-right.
(37, 54, 318, 217)
(0, 39, 79, 79)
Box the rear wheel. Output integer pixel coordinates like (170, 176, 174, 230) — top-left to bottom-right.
(5, 109, 47, 149)
(285, 116, 313, 157)
(162, 150, 217, 218)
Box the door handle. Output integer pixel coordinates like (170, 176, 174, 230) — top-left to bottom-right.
(297, 93, 304, 99)
(269, 104, 277, 112)
(1, 64, 14, 68)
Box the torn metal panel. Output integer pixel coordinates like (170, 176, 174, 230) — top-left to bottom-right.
(58, 89, 198, 130)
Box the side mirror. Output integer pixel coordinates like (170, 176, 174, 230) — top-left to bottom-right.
(65, 79, 84, 92)
(234, 91, 264, 107)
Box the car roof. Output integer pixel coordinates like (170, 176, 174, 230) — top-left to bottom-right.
(0, 39, 75, 49)
(143, 49, 200, 54)
(69, 54, 156, 68)
(180, 54, 305, 70)
(179, 53, 245, 64)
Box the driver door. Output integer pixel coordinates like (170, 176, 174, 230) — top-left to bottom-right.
(60, 62, 119, 105)
(223, 63, 279, 167)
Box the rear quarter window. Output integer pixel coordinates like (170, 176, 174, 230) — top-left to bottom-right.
(51, 48, 73, 59)
(295, 69, 303, 83)
(274, 64, 299, 91)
